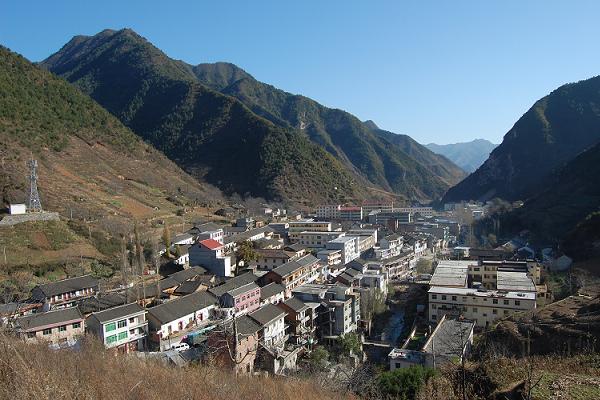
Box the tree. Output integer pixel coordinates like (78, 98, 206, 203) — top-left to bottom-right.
(360, 288, 386, 323)
(338, 332, 362, 356)
(307, 346, 330, 370)
(378, 365, 436, 400)
(416, 258, 433, 274)
(162, 222, 171, 257)
(235, 241, 258, 270)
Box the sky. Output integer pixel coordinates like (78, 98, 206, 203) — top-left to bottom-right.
(2, 1, 600, 145)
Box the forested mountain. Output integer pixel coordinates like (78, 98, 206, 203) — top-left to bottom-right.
(443, 75, 600, 203)
(0, 45, 216, 223)
(42, 29, 465, 203)
(426, 139, 497, 172)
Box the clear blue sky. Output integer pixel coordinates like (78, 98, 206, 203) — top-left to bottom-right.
(2, 1, 600, 144)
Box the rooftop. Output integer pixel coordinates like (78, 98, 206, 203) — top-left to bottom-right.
(35, 275, 98, 297)
(260, 282, 285, 300)
(147, 291, 216, 324)
(199, 239, 223, 250)
(90, 302, 145, 324)
(16, 308, 83, 332)
(428, 286, 536, 300)
(270, 254, 318, 278)
(281, 297, 308, 313)
(429, 260, 472, 288)
(248, 303, 286, 327)
(422, 318, 475, 357)
(208, 273, 258, 298)
(496, 271, 536, 292)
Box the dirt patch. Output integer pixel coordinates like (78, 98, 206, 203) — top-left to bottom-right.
(30, 231, 51, 250)
(116, 197, 154, 218)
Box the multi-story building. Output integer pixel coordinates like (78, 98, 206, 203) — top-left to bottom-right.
(261, 255, 320, 292)
(288, 220, 334, 242)
(347, 228, 378, 253)
(277, 297, 314, 345)
(315, 204, 341, 220)
(316, 249, 343, 267)
(189, 238, 234, 277)
(368, 210, 412, 226)
(248, 303, 288, 351)
(147, 291, 217, 350)
(15, 308, 84, 347)
(326, 236, 360, 264)
(206, 315, 260, 375)
(209, 273, 261, 317)
(375, 233, 404, 259)
(361, 201, 394, 215)
(86, 303, 148, 352)
(196, 228, 224, 244)
(292, 284, 360, 341)
(394, 206, 434, 217)
(249, 249, 299, 271)
(294, 231, 345, 248)
(31, 275, 99, 310)
(339, 206, 363, 221)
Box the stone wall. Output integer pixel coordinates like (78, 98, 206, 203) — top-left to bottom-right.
(0, 212, 60, 226)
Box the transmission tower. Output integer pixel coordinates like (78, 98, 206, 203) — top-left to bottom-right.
(28, 159, 42, 212)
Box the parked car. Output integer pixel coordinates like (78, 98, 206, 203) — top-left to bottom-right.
(170, 342, 190, 352)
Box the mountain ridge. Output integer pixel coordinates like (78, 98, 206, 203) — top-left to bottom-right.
(425, 139, 497, 172)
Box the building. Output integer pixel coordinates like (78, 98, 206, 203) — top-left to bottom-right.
(294, 231, 345, 248)
(208, 273, 260, 318)
(261, 255, 320, 292)
(315, 204, 341, 220)
(389, 315, 475, 370)
(375, 233, 404, 260)
(86, 303, 148, 352)
(196, 228, 224, 244)
(288, 220, 334, 242)
(292, 284, 361, 340)
(316, 249, 343, 267)
(259, 282, 286, 305)
(277, 297, 314, 346)
(248, 303, 287, 351)
(31, 275, 99, 310)
(249, 249, 300, 271)
(326, 236, 360, 265)
(189, 239, 234, 277)
(206, 315, 260, 374)
(347, 228, 378, 253)
(147, 291, 217, 350)
(9, 203, 26, 215)
(394, 206, 434, 217)
(15, 308, 84, 347)
(339, 206, 363, 221)
(361, 201, 394, 215)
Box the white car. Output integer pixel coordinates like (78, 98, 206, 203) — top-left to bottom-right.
(170, 342, 190, 352)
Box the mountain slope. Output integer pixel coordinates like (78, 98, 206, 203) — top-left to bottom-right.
(0, 45, 221, 248)
(195, 63, 466, 200)
(443, 76, 600, 203)
(425, 139, 497, 172)
(41, 29, 362, 205)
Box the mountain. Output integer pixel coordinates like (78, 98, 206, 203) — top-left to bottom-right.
(425, 139, 497, 172)
(41, 29, 362, 206)
(443, 76, 600, 203)
(0, 45, 221, 257)
(43, 29, 465, 204)
(194, 61, 466, 200)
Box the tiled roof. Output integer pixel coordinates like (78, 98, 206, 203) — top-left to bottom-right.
(199, 239, 223, 250)
(260, 283, 285, 300)
(248, 303, 286, 327)
(16, 308, 83, 331)
(89, 302, 145, 324)
(281, 297, 308, 313)
(208, 273, 258, 298)
(35, 275, 98, 297)
(147, 291, 217, 324)
(167, 266, 207, 284)
(271, 254, 318, 278)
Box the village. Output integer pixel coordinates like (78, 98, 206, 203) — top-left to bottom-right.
(0, 193, 570, 378)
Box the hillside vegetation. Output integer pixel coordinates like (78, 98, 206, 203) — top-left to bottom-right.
(42, 28, 465, 203)
(443, 75, 600, 203)
(0, 335, 349, 400)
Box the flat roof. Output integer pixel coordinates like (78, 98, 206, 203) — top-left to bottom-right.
(422, 318, 475, 356)
(429, 261, 473, 287)
(428, 286, 536, 300)
(496, 271, 536, 292)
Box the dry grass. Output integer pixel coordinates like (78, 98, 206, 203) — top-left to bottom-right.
(0, 335, 351, 400)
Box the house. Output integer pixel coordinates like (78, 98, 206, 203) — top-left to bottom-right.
(209, 273, 260, 318)
(261, 254, 320, 292)
(147, 291, 217, 350)
(189, 239, 234, 277)
(249, 249, 299, 271)
(15, 307, 84, 347)
(31, 275, 99, 310)
(293, 231, 345, 248)
(196, 228, 224, 244)
(375, 233, 404, 260)
(277, 297, 314, 345)
(206, 315, 261, 375)
(326, 236, 360, 265)
(389, 315, 475, 370)
(86, 303, 148, 352)
(338, 206, 363, 221)
(316, 249, 342, 268)
(9, 203, 26, 215)
(260, 282, 286, 305)
(248, 303, 287, 351)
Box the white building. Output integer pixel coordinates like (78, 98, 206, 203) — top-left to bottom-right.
(248, 303, 287, 351)
(295, 231, 345, 248)
(315, 205, 341, 220)
(326, 236, 360, 265)
(189, 238, 234, 277)
(86, 303, 148, 352)
(9, 203, 26, 215)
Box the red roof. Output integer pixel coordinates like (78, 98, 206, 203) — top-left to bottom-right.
(340, 206, 362, 211)
(199, 239, 223, 250)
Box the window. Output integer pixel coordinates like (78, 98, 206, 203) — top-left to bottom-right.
(118, 320, 127, 329)
(503, 300, 509, 305)
(72, 322, 81, 329)
(432, 304, 437, 309)
(432, 314, 437, 320)
(515, 300, 521, 306)
(493, 309, 497, 314)
(472, 307, 478, 313)
(43, 328, 52, 335)
(106, 335, 118, 345)
(27, 332, 36, 338)
(105, 322, 116, 332)
(504, 310, 509, 315)
(129, 317, 135, 323)
(441, 295, 447, 300)
(59, 325, 67, 332)
(118, 331, 128, 341)
(452, 296, 457, 301)
(493, 299, 498, 304)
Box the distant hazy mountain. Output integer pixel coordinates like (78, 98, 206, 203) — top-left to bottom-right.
(42, 28, 465, 203)
(443, 75, 600, 203)
(426, 139, 497, 173)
